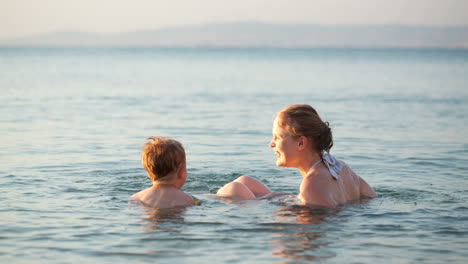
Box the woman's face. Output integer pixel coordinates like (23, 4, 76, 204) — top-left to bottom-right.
(269, 117, 300, 167)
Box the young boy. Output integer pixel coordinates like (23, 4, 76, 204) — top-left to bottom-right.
(131, 136, 200, 208)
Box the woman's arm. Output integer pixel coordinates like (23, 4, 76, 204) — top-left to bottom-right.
(359, 177, 378, 198)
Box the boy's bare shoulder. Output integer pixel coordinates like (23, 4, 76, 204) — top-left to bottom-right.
(130, 187, 159, 207)
(130, 187, 194, 208)
(130, 190, 143, 199)
(131, 187, 151, 199)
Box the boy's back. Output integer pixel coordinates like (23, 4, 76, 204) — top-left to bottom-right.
(131, 186, 194, 209)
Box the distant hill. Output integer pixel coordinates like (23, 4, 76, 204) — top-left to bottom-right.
(2, 22, 468, 48)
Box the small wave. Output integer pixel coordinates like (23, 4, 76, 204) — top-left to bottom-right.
(63, 187, 87, 193)
(433, 226, 467, 236)
(184, 221, 225, 226)
(454, 206, 468, 211)
(216, 227, 283, 234)
(91, 250, 176, 258)
(42, 247, 74, 253)
(365, 224, 406, 231)
(375, 187, 436, 201)
(360, 211, 411, 218)
(138, 237, 228, 242)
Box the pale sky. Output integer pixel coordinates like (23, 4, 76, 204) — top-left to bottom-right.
(2, 0, 468, 40)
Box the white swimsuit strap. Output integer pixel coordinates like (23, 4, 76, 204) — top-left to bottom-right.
(322, 153, 344, 180)
(307, 159, 323, 174)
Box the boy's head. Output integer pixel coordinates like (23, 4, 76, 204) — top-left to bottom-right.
(141, 136, 186, 182)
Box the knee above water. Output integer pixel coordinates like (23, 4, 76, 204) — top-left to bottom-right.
(234, 175, 253, 183)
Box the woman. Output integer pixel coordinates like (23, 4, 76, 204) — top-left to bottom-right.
(217, 104, 377, 207)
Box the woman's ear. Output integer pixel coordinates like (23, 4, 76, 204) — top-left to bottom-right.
(298, 136, 307, 151)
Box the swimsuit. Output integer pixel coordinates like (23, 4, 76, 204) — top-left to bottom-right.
(322, 153, 344, 180)
(307, 153, 345, 180)
(307, 159, 323, 173)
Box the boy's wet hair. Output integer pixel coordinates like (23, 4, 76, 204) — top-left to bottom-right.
(141, 136, 186, 181)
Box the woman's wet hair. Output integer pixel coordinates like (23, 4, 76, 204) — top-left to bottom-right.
(141, 136, 186, 182)
(277, 104, 333, 154)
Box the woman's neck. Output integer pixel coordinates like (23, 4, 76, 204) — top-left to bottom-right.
(297, 152, 322, 177)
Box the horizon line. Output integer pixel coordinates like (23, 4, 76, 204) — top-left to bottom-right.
(3, 21, 468, 42)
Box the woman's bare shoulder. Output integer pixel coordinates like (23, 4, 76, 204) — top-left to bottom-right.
(299, 170, 338, 207)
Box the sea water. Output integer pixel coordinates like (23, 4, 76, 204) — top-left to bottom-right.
(1, 47, 467, 263)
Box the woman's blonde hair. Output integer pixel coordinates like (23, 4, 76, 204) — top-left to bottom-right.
(141, 136, 186, 181)
(277, 104, 333, 154)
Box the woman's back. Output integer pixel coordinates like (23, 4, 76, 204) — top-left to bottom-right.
(300, 162, 376, 207)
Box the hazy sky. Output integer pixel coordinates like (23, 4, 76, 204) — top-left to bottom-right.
(2, 0, 468, 40)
